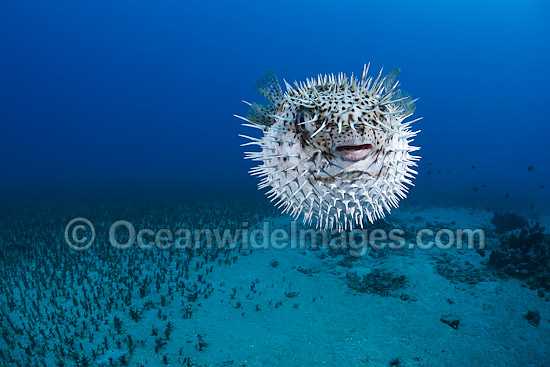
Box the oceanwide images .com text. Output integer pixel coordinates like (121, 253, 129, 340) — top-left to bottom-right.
(64, 218, 486, 257)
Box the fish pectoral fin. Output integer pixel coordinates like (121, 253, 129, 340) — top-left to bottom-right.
(384, 67, 400, 92)
(254, 70, 283, 106)
(247, 70, 284, 126)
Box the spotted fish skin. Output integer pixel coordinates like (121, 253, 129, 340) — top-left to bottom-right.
(237, 64, 421, 231)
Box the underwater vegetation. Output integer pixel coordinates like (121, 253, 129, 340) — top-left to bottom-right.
(0, 198, 278, 366)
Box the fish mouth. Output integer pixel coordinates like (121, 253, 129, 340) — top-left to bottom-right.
(333, 143, 374, 162)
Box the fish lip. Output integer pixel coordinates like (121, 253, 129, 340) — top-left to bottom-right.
(332, 142, 374, 162)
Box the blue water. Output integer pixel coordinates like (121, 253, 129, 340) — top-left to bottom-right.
(1, 0, 549, 213)
(1, 2, 550, 366)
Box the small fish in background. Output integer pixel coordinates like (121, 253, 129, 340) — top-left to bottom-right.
(505, 192, 510, 199)
(528, 165, 534, 171)
(473, 187, 478, 192)
(447, 168, 454, 174)
(427, 171, 431, 175)
(541, 185, 545, 189)
(426, 161, 432, 165)
(460, 155, 464, 159)
(471, 165, 476, 170)
(530, 202, 535, 210)
(438, 169, 442, 174)
(480, 184, 486, 188)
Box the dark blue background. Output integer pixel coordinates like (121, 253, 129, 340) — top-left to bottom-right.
(1, 1, 549, 212)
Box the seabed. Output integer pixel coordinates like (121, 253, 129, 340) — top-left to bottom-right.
(0, 199, 549, 367)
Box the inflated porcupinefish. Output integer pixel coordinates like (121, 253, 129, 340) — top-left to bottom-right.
(236, 64, 420, 231)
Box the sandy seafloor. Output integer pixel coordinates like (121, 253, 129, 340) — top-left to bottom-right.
(1, 204, 549, 367)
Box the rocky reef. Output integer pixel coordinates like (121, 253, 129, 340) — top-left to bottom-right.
(490, 212, 529, 234)
(489, 215, 550, 295)
(346, 269, 407, 297)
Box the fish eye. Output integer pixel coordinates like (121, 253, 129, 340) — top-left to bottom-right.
(296, 109, 307, 130)
(296, 108, 315, 133)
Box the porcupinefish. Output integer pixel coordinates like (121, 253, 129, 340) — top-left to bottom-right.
(236, 64, 420, 231)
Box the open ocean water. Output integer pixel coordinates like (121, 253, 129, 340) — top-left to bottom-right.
(1, 1, 549, 366)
